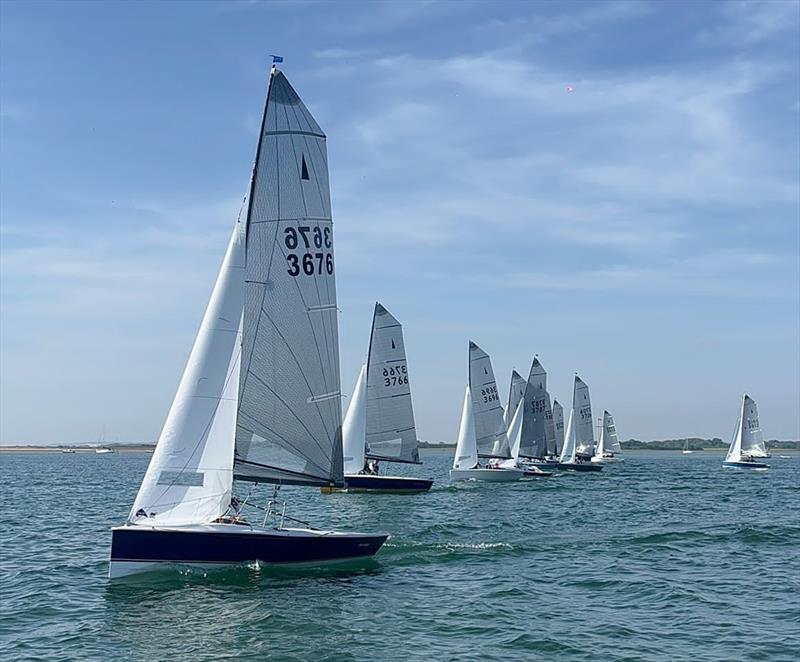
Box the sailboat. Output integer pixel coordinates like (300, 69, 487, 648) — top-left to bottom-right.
(450, 342, 524, 482)
(592, 410, 623, 463)
(109, 63, 388, 578)
(682, 439, 694, 454)
(324, 303, 433, 493)
(557, 376, 602, 472)
(723, 394, 769, 470)
(517, 358, 558, 471)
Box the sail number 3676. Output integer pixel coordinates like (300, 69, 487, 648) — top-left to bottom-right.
(285, 226, 333, 277)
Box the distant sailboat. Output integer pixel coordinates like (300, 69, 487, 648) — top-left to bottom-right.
(517, 358, 558, 471)
(723, 394, 769, 470)
(552, 400, 564, 457)
(592, 410, 623, 463)
(326, 303, 433, 493)
(557, 376, 602, 472)
(61, 448, 76, 454)
(450, 343, 524, 482)
(682, 439, 694, 454)
(109, 63, 387, 578)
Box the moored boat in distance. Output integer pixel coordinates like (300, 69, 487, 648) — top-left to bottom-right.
(722, 394, 769, 470)
(682, 439, 694, 454)
(557, 376, 602, 472)
(450, 343, 524, 482)
(109, 62, 387, 579)
(322, 303, 432, 494)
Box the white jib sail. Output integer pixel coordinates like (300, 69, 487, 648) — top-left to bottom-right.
(453, 386, 478, 470)
(740, 395, 766, 457)
(726, 411, 744, 462)
(342, 364, 367, 475)
(504, 370, 526, 428)
(559, 408, 576, 464)
(507, 399, 524, 462)
(129, 222, 245, 526)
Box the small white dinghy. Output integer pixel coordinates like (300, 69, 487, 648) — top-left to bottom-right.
(557, 376, 602, 472)
(591, 410, 623, 463)
(450, 343, 523, 483)
(682, 439, 694, 454)
(723, 394, 769, 470)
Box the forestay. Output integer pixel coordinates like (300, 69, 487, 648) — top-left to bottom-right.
(519, 357, 548, 459)
(129, 223, 245, 526)
(573, 376, 595, 457)
(234, 69, 344, 487)
(469, 342, 510, 458)
(364, 303, 420, 464)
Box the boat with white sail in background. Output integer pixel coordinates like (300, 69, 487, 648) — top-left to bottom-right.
(558, 376, 602, 472)
(592, 410, 623, 463)
(109, 62, 387, 578)
(450, 342, 524, 482)
(723, 394, 769, 470)
(517, 357, 559, 471)
(324, 303, 432, 493)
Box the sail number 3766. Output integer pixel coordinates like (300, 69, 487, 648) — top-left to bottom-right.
(284, 226, 333, 277)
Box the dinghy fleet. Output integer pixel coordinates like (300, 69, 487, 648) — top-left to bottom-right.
(109, 63, 776, 579)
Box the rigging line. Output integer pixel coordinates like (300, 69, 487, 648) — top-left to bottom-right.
(283, 105, 336, 411)
(240, 371, 334, 468)
(257, 302, 335, 444)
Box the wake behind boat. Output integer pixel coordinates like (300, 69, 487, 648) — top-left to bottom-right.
(323, 303, 432, 494)
(722, 394, 769, 470)
(110, 62, 387, 579)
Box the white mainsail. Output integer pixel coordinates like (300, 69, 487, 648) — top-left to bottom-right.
(558, 409, 576, 464)
(129, 223, 245, 526)
(453, 386, 478, 470)
(553, 399, 564, 455)
(739, 395, 767, 457)
(469, 342, 510, 458)
(603, 410, 621, 454)
(233, 69, 344, 487)
(519, 357, 548, 458)
(573, 376, 594, 457)
(342, 364, 367, 475)
(365, 303, 420, 464)
(504, 370, 527, 427)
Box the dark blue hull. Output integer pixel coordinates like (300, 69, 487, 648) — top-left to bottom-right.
(322, 475, 433, 493)
(109, 525, 387, 578)
(557, 462, 603, 472)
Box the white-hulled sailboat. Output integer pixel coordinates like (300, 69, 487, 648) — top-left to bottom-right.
(517, 358, 559, 471)
(682, 439, 694, 454)
(557, 376, 602, 472)
(723, 394, 769, 470)
(450, 342, 524, 482)
(592, 410, 623, 463)
(109, 63, 387, 578)
(325, 303, 432, 493)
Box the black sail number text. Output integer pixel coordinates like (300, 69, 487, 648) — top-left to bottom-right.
(383, 365, 408, 387)
(285, 225, 333, 277)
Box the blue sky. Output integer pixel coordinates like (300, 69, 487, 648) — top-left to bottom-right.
(1, 0, 798, 445)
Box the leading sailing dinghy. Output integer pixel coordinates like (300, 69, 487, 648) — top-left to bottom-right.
(324, 303, 433, 493)
(558, 376, 602, 472)
(109, 64, 387, 579)
(723, 394, 769, 470)
(450, 343, 523, 482)
(592, 410, 623, 463)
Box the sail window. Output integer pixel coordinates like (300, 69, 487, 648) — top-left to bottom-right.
(157, 471, 205, 487)
(301, 154, 309, 180)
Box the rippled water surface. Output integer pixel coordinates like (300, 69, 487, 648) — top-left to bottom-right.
(1, 451, 798, 661)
